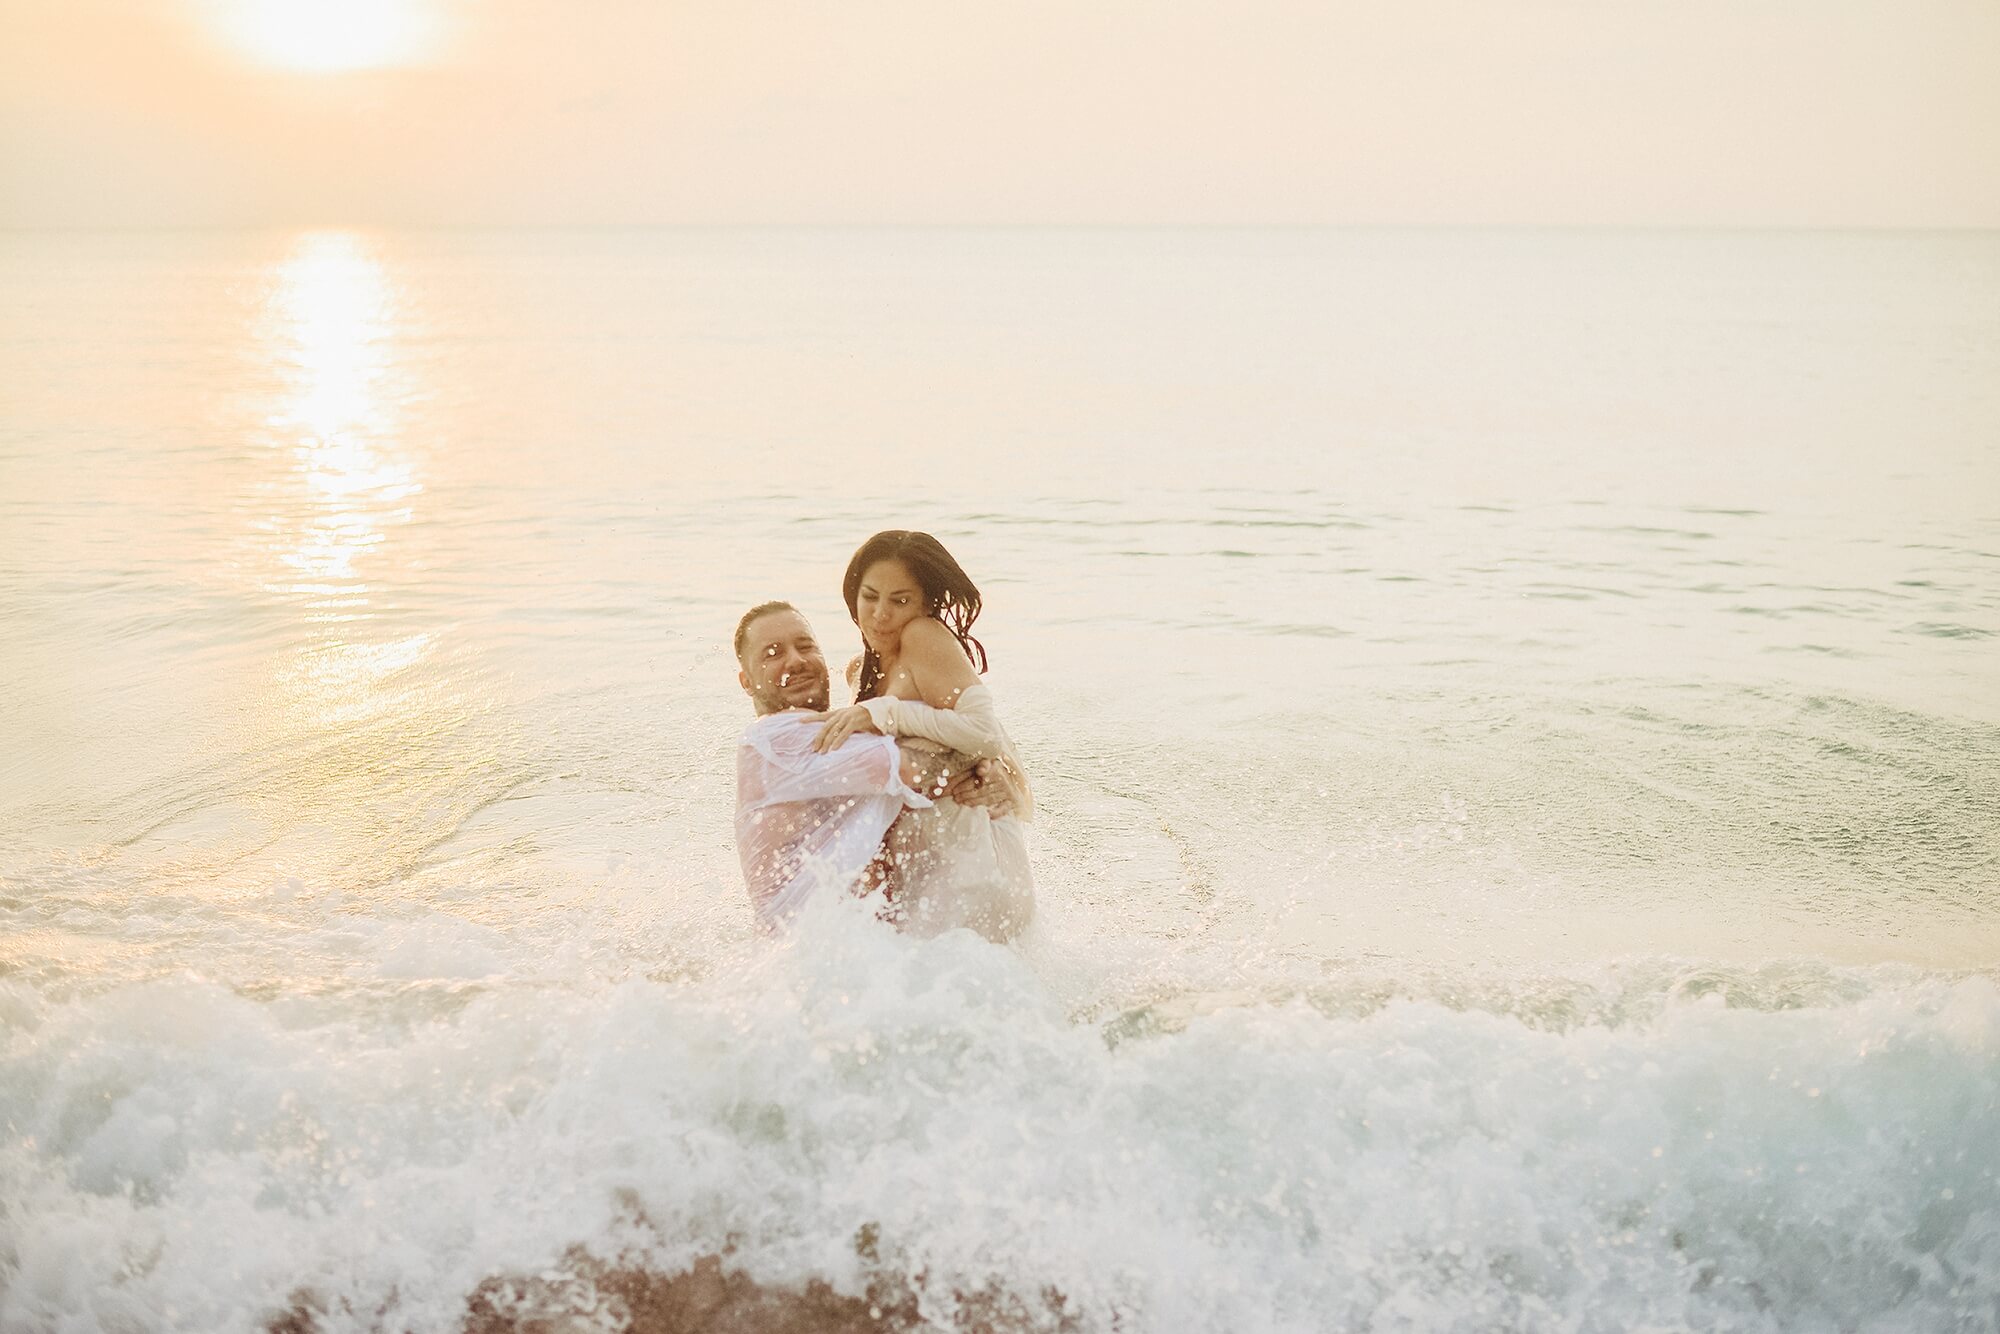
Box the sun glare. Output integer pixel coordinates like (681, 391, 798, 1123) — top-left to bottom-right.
(217, 0, 441, 73)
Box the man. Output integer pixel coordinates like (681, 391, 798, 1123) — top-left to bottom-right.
(733, 600, 1021, 934)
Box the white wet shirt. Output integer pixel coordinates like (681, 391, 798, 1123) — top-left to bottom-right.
(734, 711, 929, 933)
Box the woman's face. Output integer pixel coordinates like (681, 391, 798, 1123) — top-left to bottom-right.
(855, 557, 926, 654)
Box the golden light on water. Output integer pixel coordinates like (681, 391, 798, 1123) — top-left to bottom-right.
(269, 231, 400, 450)
(282, 631, 436, 726)
(213, 0, 442, 73)
(262, 231, 428, 689)
(244, 231, 472, 886)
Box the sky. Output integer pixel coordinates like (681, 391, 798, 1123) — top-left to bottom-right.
(3, 0, 1997, 229)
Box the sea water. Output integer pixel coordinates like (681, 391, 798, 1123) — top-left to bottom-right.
(1, 228, 1997, 1331)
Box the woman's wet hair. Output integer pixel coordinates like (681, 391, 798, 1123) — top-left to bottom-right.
(842, 531, 987, 701)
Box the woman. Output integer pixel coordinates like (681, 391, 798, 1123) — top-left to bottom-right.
(811, 530, 1035, 940)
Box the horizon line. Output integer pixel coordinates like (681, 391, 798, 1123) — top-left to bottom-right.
(5, 220, 1999, 237)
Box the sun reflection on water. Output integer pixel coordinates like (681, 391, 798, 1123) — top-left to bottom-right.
(262, 231, 423, 638)
(250, 232, 455, 884)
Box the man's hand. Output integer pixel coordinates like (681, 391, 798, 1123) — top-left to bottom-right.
(808, 704, 882, 753)
(945, 758, 1021, 818)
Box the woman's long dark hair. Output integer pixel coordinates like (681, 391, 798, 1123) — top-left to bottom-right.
(843, 530, 987, 701)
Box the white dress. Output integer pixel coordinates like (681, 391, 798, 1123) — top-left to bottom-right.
(859, 683, 1036, 941)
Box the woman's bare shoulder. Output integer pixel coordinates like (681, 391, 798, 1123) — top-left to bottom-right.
(898, 618, 977, 705)
(901, 618, 975, 668)
(901, 617, 960, 650)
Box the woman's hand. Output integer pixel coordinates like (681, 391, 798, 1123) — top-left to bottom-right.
(810, 704, 881, 753)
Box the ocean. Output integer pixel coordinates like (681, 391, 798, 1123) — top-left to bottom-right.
(2, 226, 1997, 1331)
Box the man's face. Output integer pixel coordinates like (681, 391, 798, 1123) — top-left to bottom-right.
(738, 609, 831, 714)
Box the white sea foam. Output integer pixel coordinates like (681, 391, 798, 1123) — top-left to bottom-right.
(3, 894, 1996, 1333)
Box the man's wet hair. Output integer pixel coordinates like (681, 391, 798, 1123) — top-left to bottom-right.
(734, 600, 801, 663)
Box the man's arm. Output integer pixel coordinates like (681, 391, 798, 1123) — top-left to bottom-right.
(741, 716, 932, 808)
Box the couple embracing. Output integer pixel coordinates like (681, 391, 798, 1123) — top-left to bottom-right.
(733, 531, 1036, 942)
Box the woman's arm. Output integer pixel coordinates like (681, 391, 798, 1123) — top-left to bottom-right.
(858, 685, 1009, 759)
(882, 691, 1033, 820)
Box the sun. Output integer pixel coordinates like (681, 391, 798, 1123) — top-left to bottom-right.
(215, 0, 442, 74)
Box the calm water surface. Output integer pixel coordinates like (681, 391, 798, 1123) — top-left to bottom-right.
(1, 229, 1997, 1331)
